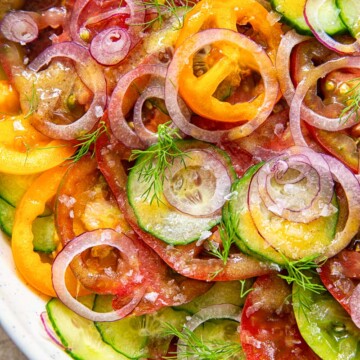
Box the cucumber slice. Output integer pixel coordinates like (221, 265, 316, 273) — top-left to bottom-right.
(94, 295, 189, 359)
(0, 172, 38, 207)
(46, 296, 129, 360)
(227, 164, 285, 265)
(127, 140, 236, 245)
(271, 0, 347, 35)
(337, 0, 360, 37)
(32, 215, 59, 253)
(293, 275, 360, 359)
(0, 197, 15, 237)
(176, 281, 249, 314)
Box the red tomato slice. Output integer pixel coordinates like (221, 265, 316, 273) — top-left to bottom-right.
(241, 274, 320, 360)
(318, 250, 360, 314)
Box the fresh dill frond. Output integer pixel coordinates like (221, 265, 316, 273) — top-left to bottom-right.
(339, 78, 360, 124)
(278, 253, 326, 294)
(130, 121, 187, 204)
(24, 82, 39, 119)
(136, 0, 193, 29)
(163, 323, 243, 360)
(206, 218, 237, 265)
(68, 120, 108, 163)
(239, 279, 253, 298)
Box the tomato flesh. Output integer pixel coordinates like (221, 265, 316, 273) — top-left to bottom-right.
(241, 274, 320, 359)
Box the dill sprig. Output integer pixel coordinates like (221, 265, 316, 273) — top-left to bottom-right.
(339, 78, 360, 124)
(130, 121, 187, 204)
(137, 0, 193, 29)
(239, 279, 253, 298)
(24, 82, 39, 119)
(278, 253, 326, 294)
(163, 323, 243, 360)
(206, 218, 237, 265)
(68, 120, 108, 163)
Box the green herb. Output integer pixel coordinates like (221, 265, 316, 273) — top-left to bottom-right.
(239, 279, 253, 298)
(206, 218, 237, 265)
(68, 120, 108, 163)
(130, 121, 187, 204)
(24, 82, 39, 119)
(339, 78, 360, 124)
(137, 0, 193, 29)
(163, 323, 243, 360)
(278, 253, 326, 294)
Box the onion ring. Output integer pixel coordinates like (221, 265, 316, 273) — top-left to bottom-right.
(52, 229, 145, 322)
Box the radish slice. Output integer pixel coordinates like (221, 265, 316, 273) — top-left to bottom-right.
(163, 149, 232, 216)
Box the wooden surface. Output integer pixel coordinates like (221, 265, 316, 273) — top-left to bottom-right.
(0, 325, 27, 360)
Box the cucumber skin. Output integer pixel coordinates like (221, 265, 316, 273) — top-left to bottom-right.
(271, 0, 347, 36)
(0, 197, 15, 237)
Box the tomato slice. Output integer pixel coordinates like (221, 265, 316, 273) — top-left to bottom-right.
(318, 250, 360, 314)
(241, 274, 320, 359)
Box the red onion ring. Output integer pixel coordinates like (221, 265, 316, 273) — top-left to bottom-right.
(250, 146, 334, 223)
(322, 154, 360, 258)
(90, 27, 131, 66)
(276, 30, 311, 106)
(290, 57, 360, 146)
(350, 283, 360, 328)
(165, 28, 279, 143)
(83, 7, 129, 28)
(108, 64, 167, 148)
(52, 229, 145, 322)
(40, 312, 65, 349)
(0, 11, 39, 43)
(69, 0, 91, 44)
(132, 85, 165, 147)
(304, 0, 360, 54)
(28, 41, 107, 140)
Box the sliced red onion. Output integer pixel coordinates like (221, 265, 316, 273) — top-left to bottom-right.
(40, 312, 65, 349)
(165, 28, 279, 143)
(83, 7, 130, 28)
(163, 149, 232, 216)
(124, 0, 146, 44)
(108, 64, 167, 149)
(133, 85, 165, 147)
(290, 57, 360, 146)
(177, 304, 241, 360)
(69, 0, 91, 44)
(305, 0, 360, 54)
(250, 146, 334, 223)
(350, 283, 360, 328)
(52, 229, 145, 322)
(322, 155, 360, 258)
(0, 11, 39, 43)
(90, 27, 131, 66)
(275, 30, 311, 106)
(28, 41, 106, 140)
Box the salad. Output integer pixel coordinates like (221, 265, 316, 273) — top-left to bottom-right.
(0, 0, 360, 359)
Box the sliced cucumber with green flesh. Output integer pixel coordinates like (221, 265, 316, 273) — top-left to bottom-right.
(0, 197, 15, 237)
(94, 295, 189, 359)
(337, 0, 360, 37)
(32, 214, 59, 253)
(293, 275, 360, 359)
(271, 0, 347, 35)
(0, 173, 38, 207)
(46, 296, 129, 360)
(127, 140, 236, 245)
(176, 281, 249, 315)
(227, 164, 285, 265)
